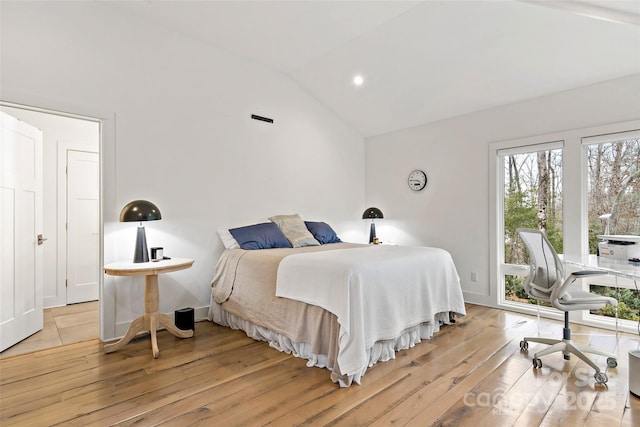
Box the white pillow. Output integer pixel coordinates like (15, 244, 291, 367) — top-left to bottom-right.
(217, 229, 240, 249)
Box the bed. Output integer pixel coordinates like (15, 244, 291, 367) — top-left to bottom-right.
(208, 233, 466, 386)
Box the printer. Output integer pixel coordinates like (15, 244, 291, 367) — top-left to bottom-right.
(597, 235, 640, 260)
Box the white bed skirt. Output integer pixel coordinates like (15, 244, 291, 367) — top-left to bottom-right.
(209, 302, 453, 387)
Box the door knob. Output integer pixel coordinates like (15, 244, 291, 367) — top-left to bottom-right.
(37, 234, 47, 245)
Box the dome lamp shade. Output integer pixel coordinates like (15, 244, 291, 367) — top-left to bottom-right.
(120, 200, 162, 222)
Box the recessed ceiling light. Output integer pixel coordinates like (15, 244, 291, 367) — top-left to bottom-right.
(353, 74, 364, 86)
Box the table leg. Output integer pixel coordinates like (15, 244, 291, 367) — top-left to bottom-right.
(103, 315, 145, 353)
(158, 313, 194, 338)
(145, 274, 161, 358)
(145, 274, 160, 313)
(149, 314, 160, 358)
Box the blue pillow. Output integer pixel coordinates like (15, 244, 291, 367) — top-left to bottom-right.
(229, 222, 292, 250)
(304, 221, 342, 244)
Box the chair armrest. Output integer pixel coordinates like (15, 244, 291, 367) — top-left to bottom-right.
(551, 271, 616, 311)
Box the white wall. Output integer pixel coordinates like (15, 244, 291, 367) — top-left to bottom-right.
(366, 73, 640, 306)
(1, 2, 365, 340)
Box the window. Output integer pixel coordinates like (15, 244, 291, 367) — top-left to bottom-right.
(490, 124, 640, 333)
(583, 131, 640, 323)
(498, 142, 563, 308)
(585, 132, 640, 251)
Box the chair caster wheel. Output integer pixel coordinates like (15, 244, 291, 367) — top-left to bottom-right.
(520, 340, 528, 351)
(594, 372, 608, 384)
(607, 357, 617, 368)
(532, 358, 542, 369)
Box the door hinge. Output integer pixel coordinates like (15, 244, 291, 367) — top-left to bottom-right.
(65, 279, 68, 288)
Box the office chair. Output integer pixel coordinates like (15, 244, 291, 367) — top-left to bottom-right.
(516, 228, 618, 384)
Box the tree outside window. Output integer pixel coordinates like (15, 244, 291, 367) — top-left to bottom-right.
(503, 148, 562, 305)
(587, 139, 640, 252)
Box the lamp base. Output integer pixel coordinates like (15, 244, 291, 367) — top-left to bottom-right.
(369, 222, 376, 244)
(134, 226, 149, 263)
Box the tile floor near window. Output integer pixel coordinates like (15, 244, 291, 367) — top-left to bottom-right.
(0, 301, 98, 358)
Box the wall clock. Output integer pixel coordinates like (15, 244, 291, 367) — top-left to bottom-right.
(408, 169, 427, 191)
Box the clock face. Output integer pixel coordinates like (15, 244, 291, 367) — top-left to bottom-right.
(408, 170, 427, 191)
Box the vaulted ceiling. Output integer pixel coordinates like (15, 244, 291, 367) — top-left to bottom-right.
(102, 0, 640, 137)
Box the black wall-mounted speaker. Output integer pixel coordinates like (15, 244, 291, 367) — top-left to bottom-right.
(251, 114, 274, 123)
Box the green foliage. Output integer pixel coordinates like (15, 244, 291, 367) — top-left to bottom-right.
(504, 189, 537, 237)
(587, 219, 602, 255)
(590, 285, 640, 321)
(503, 189, 538, 265)
(503, 186, 563, 260)
(505, 275, 528, 300)
(545, 216, 563, 254)
(596, 301, 639, 322)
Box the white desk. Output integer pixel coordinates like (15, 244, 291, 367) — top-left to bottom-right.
(562, 254, 640, 281)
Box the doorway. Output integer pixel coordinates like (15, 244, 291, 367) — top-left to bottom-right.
(0, 102, 101, 354)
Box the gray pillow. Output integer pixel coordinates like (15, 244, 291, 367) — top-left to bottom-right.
(269, 214, 320, 248)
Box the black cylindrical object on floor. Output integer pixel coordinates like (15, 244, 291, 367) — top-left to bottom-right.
(175, 307, 194, 331)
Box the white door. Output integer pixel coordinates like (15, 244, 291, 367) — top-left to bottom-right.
(0, 111, 44, 352)
(66, 150, 99, 304)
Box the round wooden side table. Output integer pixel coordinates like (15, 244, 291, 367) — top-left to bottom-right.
(103, 258, 194, 358)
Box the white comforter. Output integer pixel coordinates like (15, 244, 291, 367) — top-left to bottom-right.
(276, 245, 466, 379)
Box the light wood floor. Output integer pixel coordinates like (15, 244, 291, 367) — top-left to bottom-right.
(0, 301, 98, 358)
(1, 304, 639, 426)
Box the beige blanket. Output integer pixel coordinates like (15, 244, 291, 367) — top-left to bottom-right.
(211, 243, 363, 356)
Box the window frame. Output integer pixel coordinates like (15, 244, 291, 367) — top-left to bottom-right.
(489, 120, 640, 333)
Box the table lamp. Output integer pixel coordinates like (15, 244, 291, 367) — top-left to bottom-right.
(362, 207, 383, 244)
(120, 200, 161, 263)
